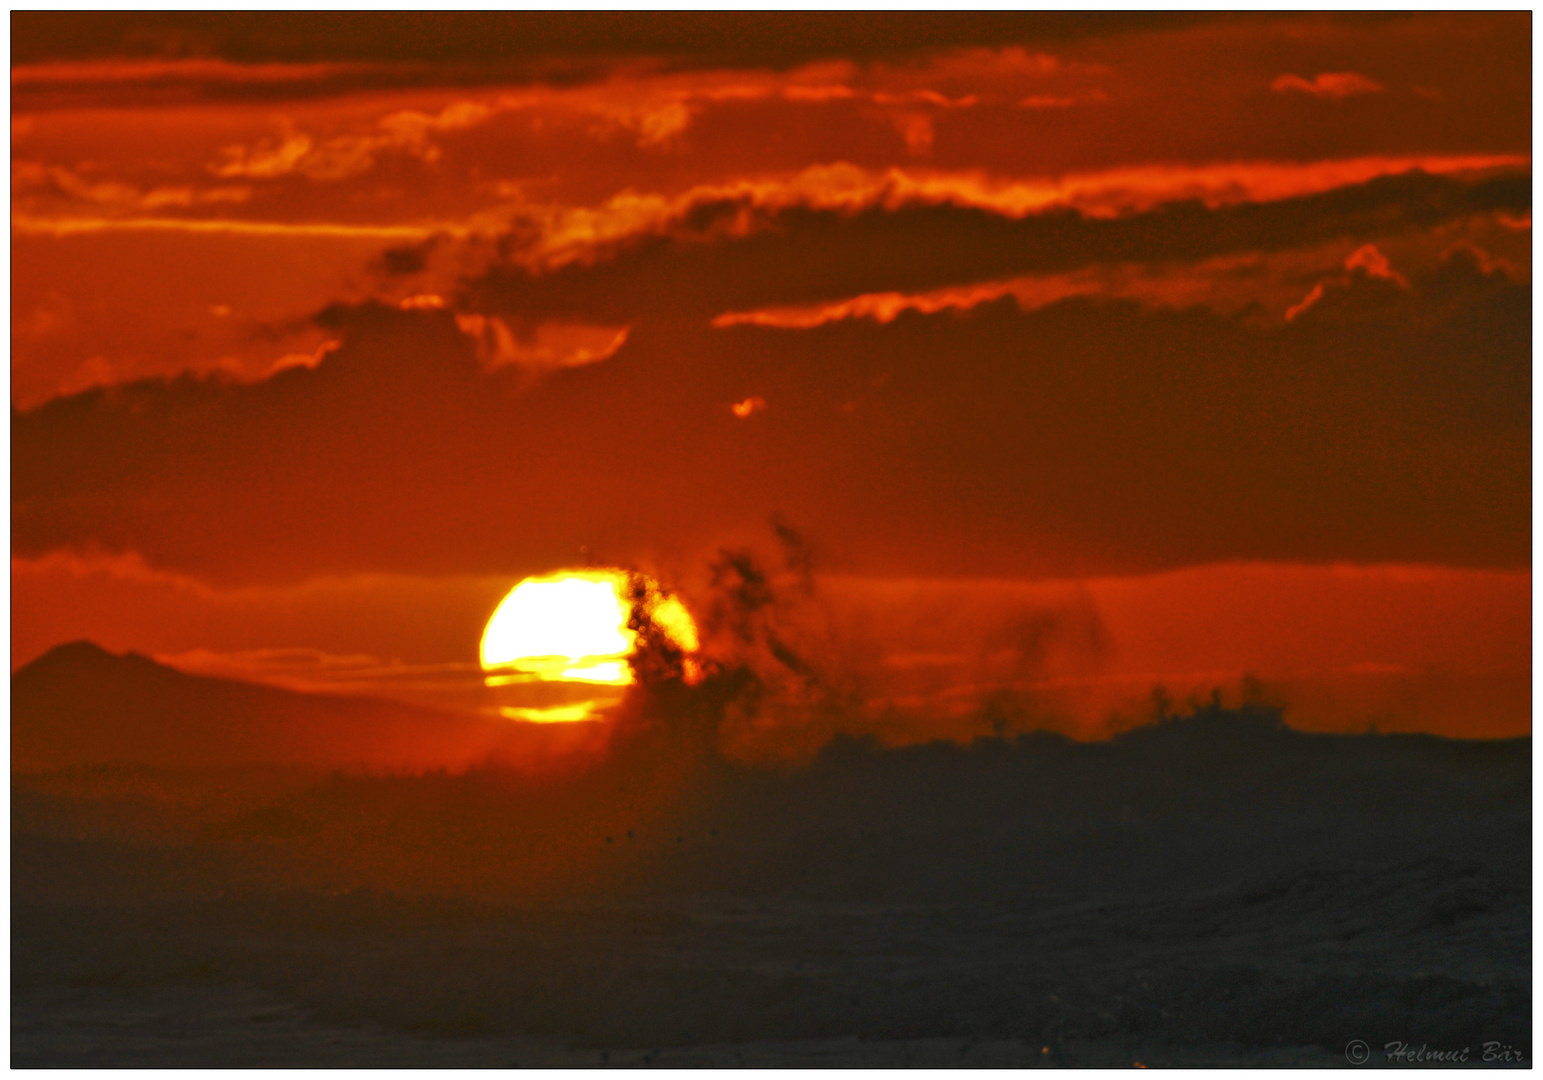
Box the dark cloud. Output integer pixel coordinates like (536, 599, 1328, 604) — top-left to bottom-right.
(12, 13, 1237, 113)
(13, 12, 1223, 69)
(374, 239, 437, 278)
(13, 241, 1527, 586)
(465, 170, 1529, 323)
(1288, 244, 1530, 431)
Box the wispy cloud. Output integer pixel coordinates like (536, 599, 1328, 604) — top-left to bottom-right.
(10, 214, 448, 239)
(453, 315, 630, 374)
(709, 245, 1419, 331)
(210, 102, 496, 182)
(1285, 242, 1411, 322)
(1270, 72, 1385, 99)
(500, 154, 1529, 271)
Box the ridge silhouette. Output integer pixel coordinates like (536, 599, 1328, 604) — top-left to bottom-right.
(12, 640, 582, 772)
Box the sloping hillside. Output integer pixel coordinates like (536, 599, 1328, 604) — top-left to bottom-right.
(12, 641, 589, 772)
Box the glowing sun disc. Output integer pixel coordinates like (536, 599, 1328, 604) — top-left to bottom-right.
(480, 573, 635, 685)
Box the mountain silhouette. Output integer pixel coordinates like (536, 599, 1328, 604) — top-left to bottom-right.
(12, 641, 556, 772)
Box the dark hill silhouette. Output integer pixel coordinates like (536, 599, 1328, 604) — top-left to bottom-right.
(11, 641, 585, 772)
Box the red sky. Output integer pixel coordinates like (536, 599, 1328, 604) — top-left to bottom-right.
(10, 13, 1531, 740)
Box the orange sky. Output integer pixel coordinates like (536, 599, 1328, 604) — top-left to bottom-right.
(10, 13, 1532, 740)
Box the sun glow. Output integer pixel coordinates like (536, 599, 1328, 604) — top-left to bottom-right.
(479, 569, 701, 712)
(481, 572, 636, 685)
(498, 704, 604, 724)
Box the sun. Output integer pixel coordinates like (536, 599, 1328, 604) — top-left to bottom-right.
(481, 572, 636, 686)
(479, 569, 700, 709)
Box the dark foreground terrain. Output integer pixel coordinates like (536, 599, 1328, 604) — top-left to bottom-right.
(12, 693, 1531, 1067)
